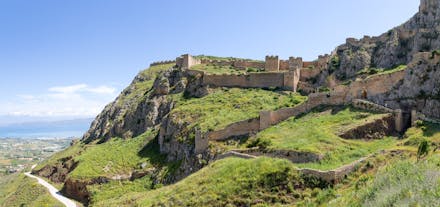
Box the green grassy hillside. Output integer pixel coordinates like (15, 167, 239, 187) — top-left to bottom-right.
(92, 157, 323, 207)
(249, 106, 398, 170)
(0, 173, 63, 207)
(171, 88, 305, 132)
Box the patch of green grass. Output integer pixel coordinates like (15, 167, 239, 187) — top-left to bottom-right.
(88, 176, 153, 205)
(34, 142, 83, 171)
(191, 64, 246, 75)
(403, 121, 440, 147)
(331, 154, 440, 207)
(254, 106, 398, 170)
(92, 157, 312, 207)
(115, 63, 174, 111)
(69, 130, 166, 180)
(170, 88, 306, 132)
(357, 65, 407, 79)
(195, 55, 261, 62)
(0, 173, 63, 207)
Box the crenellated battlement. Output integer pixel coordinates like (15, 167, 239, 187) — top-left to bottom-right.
(265, 55, 280, 72)
(149, 60, 176, 67)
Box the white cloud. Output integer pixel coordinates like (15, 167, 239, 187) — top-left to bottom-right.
(49, 84, 116, 95)
(49, 84, 88, 94)
(85, 86, 116, 94)
(0, 84, 119, 118)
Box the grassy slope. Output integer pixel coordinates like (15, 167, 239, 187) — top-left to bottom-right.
(33, 142, 83, 172)
(171, 88, 306, 132)
(68, 130, 178, 180)
(115, 63, 175, 108)
(191, 64, 247, 75)
(0, 173, 63, 207)
(329, 153, 440, 207)
(403, 121, 440, 147)
(254, 106, 398, 170)
(356, 65, 407, 79)
(92, 157, 312, 207)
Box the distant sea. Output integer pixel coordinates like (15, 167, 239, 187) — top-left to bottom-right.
(0, 118, 93, 139)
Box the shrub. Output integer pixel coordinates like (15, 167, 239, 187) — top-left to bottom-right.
(414, 120, 424, 128)
(247, 137, 272, 149)
(417, 140, 430, 161)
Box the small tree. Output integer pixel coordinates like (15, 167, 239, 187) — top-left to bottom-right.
(417, 140, 430, 161)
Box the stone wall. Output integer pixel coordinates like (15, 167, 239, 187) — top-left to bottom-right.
(352, 99, 394, 113)
(206, 118, 260, 141)
(150, 60, 176, 67)
(346, 70, 406, 100)
(265, 56, 280, 72)
(233, 61, 265, 69)
(195, 129, 209, 154)
(176, 54, 201, 69)
(279, 60, 289, 71)
(203, 72, 285, 89)
(299, 156, 369, 184)
(300, 68, 322, 81)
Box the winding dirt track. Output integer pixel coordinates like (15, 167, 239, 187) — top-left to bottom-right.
(24, 165, 77, 207)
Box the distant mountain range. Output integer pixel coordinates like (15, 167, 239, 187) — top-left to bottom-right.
(0, 118, 93, 139)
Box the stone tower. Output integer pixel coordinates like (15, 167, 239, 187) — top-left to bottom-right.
(265, 55, 280, 72)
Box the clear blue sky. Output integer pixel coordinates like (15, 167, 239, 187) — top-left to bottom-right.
(0, 0, 419, 124)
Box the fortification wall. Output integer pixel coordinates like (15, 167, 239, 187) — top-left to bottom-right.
(265, 56, 280, 72)
(195, 129, 209, 154)
(300, 68, 322, 81)
(302, 61, 315, 68)
(233, 61, 264, 69)
(347, 70, 406, 100)
(216, 151, 257, 160)
(206, 118, 260, 141)
(298, 81, 315, 94)
(150, 60, 176, 67)
(279, 60, 289, 71)
(203, 72, 285, 89)
(299, 156, 368, 183)
(352, 99, 394, 113)
(176, 54, 201, 69)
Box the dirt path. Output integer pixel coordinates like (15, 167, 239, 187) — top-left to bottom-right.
(24, 165, 77, 207)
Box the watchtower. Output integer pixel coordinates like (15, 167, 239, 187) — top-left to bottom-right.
(265, 55, 280, 72)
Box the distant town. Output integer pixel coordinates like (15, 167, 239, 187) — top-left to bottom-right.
(0, 137, 73, 175)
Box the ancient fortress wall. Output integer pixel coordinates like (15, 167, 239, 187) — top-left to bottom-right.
(233, 61, 265, 69)
(150, 60, 176, 67)
(176, 54, 201, 69)
(346, 70, 406, 99)
(300, 68, 322, 81)
(203, 72, 285, 88)
(207, 118, 260, 141)
(265, 56, 280, 72)
(279, 60, 289, 70)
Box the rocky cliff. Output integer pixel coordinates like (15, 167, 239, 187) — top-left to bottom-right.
(321, 0, 440, 81)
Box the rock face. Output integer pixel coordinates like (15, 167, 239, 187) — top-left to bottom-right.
(82, 67, 184, 143)
(32, 156, 77, 183)
(380, 52, 440, 119)
(323, 0, 440, 81)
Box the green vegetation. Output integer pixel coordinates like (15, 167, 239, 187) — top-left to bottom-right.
(191, 64, 246, 75)
(115, 63, 175, 108)
(68, 130, 178, 180)
(34, 141, 83, 171)
(195, 55, 260, 62)
(403, 121, 440, 150)
(170, 88, 306, 132)
(0, 173, 63, 207)
(254, 106, 398, 170)
(331, 155, 440, 207)
(92, 157, 322, 207)
(357, 65, 407, 79)
(88, 176, 153, 205)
